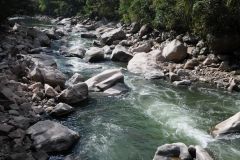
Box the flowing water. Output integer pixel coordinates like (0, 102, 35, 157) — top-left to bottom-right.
(19, 18, 240, 160)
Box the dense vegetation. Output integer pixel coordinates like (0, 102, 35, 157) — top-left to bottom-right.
(1, 0, 240, 37)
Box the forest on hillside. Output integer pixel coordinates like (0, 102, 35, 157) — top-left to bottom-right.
(1, 0, 240, 37)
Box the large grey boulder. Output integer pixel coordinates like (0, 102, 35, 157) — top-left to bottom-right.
(85, 68, 124, 91)
(58, 82, 88, 104)
(65, 73, 84, 88)
(127, 50, 164, 79)
(50, 103, 74, 116)
(101, 28, 126, 45)
(212, 112, 240, 138)
(67, 46, 86, 58)
(162, 39, 187, 62)
(153, 142, 192, 160)
(27, 28, 50, 47)
(29, 54, 57, 68)
(29, 65, 67, 87)
(27, 120, 79, 152)
(111, 45, 132, 62)
(85, 47, 105, 62)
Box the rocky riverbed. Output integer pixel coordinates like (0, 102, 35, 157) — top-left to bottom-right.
(0, 16, 240, 160)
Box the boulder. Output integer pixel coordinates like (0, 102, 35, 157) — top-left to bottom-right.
(27, 28, 50, 47)
(27, 120, 79, 152)
(169, 72, 180, 82)
(58, 83, 88, 104)
(101, 28, 126, 45)
(139, 24, 152, 38)
(212, 112, 240, 138)
(65, 73, 84, 88)
(50, 103, 74, 116)
(44, 84, 58, 97)
(85, 47, 105, 62)
(162, 39, 188, 62)
(153, 143, 192, 160)
(67, 46, 86, 58)
(111, 45, 132, 62)
(127, 50, 164, 79)
(184, 58, 199, 70)
(85, 69, 124, 91)
(130, 42, 152, 53)
(103, 45, 112, 55)
(29, 54, 57, 68)
(103, 83, 129, 95)
(195, 146, 213, 160)
(29, 65, 67, 87)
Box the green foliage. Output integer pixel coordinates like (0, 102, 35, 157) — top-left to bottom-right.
(84, 0, 119, 19)
(1, 0, 240, 38)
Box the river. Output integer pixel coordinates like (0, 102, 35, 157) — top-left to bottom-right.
(17, 17, 240, 160)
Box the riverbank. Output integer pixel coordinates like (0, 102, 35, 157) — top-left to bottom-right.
(0, 16, 240, 160)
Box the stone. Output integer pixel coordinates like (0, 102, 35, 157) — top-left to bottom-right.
(103, 83, 129, 95)
(85, 47, 105, 62)
(65, 73, 84, 88)
(44, 84, 58, 97)
(153, 142, 192, 160)
(228, 79, 238, 92)
(27, 120, 80, 152)
(173, 80, 192, 87)
(130, 22, 140, 34)
(85, 68, 124, 91)
(182, 34, 198, 45)
(111, 45, 132, 62)
(139, 24, 152, 38)
(27, 28, 50, 47)
(58, 83, 88, 104)
(50, 103, 74, 116)
(218, 61, 231, 72)
(9, 110, 20, 116)
(130, 42, 152, 53)
(184, 59, 199, 70)
(29, 82, 43, 91)
(203, 54, 218, 65)
(8, 128, 25, 139)
(212, 112, 240, 138)
(10, 116, 31, 129)
(0, 124, 14, 134)
(67, 46, 86, 58)
(81, 33, 97, 38)
(127, 50, 164, 79)
(101, 28, 126, 45)
(9, 152, 35, 160)
(169, 72, 180, 82)
(29, 54, 57, 68)
(103, 45, 112, 55)
(195, 146, 213, 160)
(162, 39, 188, 62)
(29, 65, 67, 87)
(177, 69, 190, 77)
(29, 47, 49, 54)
